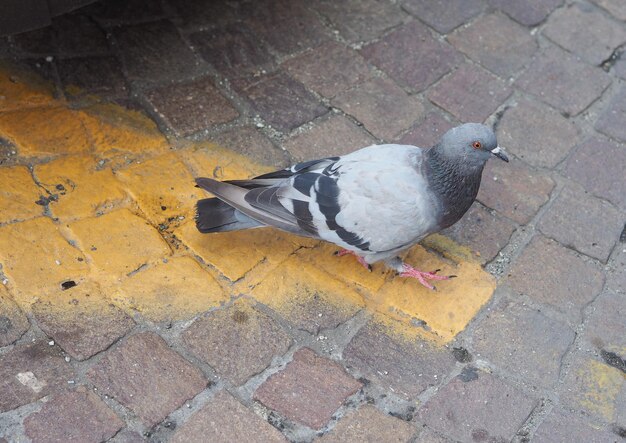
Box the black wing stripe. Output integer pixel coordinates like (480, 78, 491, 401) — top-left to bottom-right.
(293, 200, 318, 235)
(292, 172, 318, 197)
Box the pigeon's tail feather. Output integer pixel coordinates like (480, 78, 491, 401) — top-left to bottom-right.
(195, 197, 261, 233)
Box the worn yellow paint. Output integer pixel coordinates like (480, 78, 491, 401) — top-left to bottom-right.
(35, 155, 128, 221)
(68, 208, 171, 276)
(572, 359, 625, 422)
(115, 152, 199, 224)
(0, 166, 43, 224)
(0, 217, 89, 307)
(108, 256, 227, 321)
(0, 62, 499, 340)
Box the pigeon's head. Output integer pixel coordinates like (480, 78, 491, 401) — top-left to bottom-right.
(438, 123, 509, 167)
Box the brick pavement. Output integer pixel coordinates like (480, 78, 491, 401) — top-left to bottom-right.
(0, 0, 625, 442)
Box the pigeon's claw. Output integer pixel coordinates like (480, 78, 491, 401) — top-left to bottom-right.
(335, 249, 372, 272)
(399, 263, 452, 290)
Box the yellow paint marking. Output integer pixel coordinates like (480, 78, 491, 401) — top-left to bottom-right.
(0, 166, 43, 224)
(0, 61, 54, 111)
(574, 359, 625, 422)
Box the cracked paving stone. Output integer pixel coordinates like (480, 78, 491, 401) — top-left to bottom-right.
(332, 76, 424, 141)
(477, 156, 555, 224)
(403, 0, 484, 34)
(565, 137, 626, 211)
(143, 77, 239, 137)
(343, 318, 456, 401)
(284, 41, 374, 99)
(595, 86, 626, 143)
(254, 348, 363, 429)
(418, 370, 536, 442)
(313, 0, 405, 43)
(0, 165, 42, 224)
(496, 98, 579, 168)
(543, 3, 626, 66)
(182, 299, 292, 386)
(427, 64, 511, 123)
(583, 292, 626, 357)
(537, 184, 623, 262)
(319, 405, 417, 442)
(170, 390, 286, 442)
(361, 21, 462, 93)
(533, 407, 620, 443)
(31, 280, 135, 361)
(448, 13, 538, 78)
(487, 0, 564, 26)
(506, 235, 605, 323)
(87, 332, 207, 427)
(0, 286, 29, 347)
(515, 45, 611, 116)
(473, 297, 575, 388)
(0, 340, 75, 412)
(24, 386, 123, 443)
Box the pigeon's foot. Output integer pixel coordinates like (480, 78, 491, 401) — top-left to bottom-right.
(399, 263, 454, 290)
(335, 249, 372, 272)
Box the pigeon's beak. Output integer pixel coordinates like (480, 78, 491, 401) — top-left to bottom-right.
(491, 146, 509, 162)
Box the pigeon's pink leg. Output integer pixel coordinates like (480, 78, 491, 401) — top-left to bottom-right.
(335, 249, 372, 271)
(399, 263, 453, 290)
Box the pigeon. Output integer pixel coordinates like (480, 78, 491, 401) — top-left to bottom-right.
(195, 123, 508, 289)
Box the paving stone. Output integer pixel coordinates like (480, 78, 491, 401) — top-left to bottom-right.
(473, 297, 574, 388)
(418, 370, 536, 442)
(0, 340, 74, 412)
(515, 45, 611, 116)
(144, 77, 239, 137)
(591, 0, 626, 20)
(583, 292, 626, 357)
(86, 0, 166, 25)
(0, 286, 29, 347)
(565, 137, 626, 211)
(245, 0, 328, 55)
(0, 107, 91, 156)
(87, 332, 207, 426)
(543, 3, 626, 66)
(109, 430, 146, 443)
(344, 318, 456, 401)
(52, 13, 110, 56)
(477, 156, 555, 224)
(251, 258, 365, 334)
(608, 246, 626, 294)
(188, 23, 274, 78)
(538, 185, 623, 262)
(448, 13, 538, 78)
(254, 348, 363, 429)
(284, 41, 374, 99)
(235, 72, 327, 132)
(115, 152, 197, 224)
(24, 387, 123, 443)
(112, 20, 204, 84)
(11, 27, 55, 55)
(35, 155, 128, 221)
(57, 56, 127, 96)
(361, 21, 462, 93)
(0, 165, 42, 224)
(109, 256, 226, 322)
(170, 0, 244, 30)
(210, 126, 289, 168)
(319, 405, 416, 442)
(415, 428, 455, 442)
(506, 235, 605, 322)
(613, 56, 626, 80)
(595, 86, 626, 142)
(332, 77, 424, 141)
(559, 355, 625, 423)
(283, 114, 375, 161)
(402, 0, 484, 34)
(398, 112, 456, 147)
(0, 62, 55, 112)
(170, 390, 286, 443)
(533, 407, 620, 443)
(31, 281, 134, 360)
(496, 98, 579, 168)
(68, 209, 170, 276)
(314, 0, 406, 43)
(182, 300, 292, 386)
(428, 63, 511, 123)
(440, 203, 515, 263)
(0, 217, 89, 306)
(487, 0, 563, 26)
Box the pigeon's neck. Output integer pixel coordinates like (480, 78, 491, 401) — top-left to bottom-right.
(425, 146, 484, 229)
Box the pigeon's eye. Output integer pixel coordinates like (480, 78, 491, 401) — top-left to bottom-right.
(472, 141, 482, 149)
